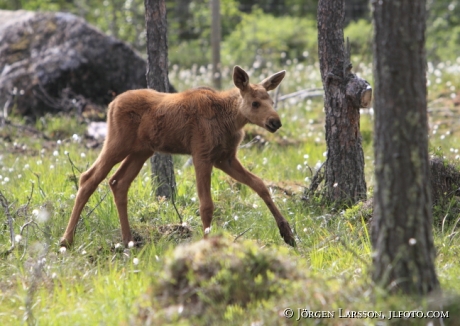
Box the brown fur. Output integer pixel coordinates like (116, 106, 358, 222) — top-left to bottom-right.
(60, 66, 296, 247)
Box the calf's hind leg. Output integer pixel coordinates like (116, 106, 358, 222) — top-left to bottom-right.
(60, 148, 129, 247)
(214, 157, 296, 247)
(108, 151, 153, 246)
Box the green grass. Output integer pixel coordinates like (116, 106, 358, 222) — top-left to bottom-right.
(1, 61, 460, 325)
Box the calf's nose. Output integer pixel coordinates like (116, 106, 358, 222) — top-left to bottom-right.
(266, 118, 282, 132)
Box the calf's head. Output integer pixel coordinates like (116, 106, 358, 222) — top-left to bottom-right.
(233, 66, 286, 133)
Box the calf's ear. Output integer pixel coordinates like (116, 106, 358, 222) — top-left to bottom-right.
(233, 66, 250, 91)
(260, 70, 286, 91)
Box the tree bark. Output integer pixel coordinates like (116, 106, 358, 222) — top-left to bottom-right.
(145, 0, 176, 199)
(371, 0, 439, 295)
(211, 0, 221, 89)
(317, 0, 370, 205)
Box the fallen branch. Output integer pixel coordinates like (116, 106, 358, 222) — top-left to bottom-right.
(33, 173, 46, 198)
(304, 162, 326, 199)
(234, 227, 252, 242)
(85, 191, 109, 219)
(66, 152, 81, 191)
(278, 88, 324, 102)
(0, 190, 15, 257)
(0, 117, 50, 140)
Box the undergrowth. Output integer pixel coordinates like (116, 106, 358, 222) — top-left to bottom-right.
(1, 61, 460, 325)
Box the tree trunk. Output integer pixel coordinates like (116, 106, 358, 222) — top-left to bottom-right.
(144, 0, 176, 199)
(317, 0, 370, 205)
(211, 0, 221, 89)
(371, 0, 439, 295)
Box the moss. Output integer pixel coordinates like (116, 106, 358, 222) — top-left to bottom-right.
(9, 36, 30, 51)
(150, 236, 302, 317)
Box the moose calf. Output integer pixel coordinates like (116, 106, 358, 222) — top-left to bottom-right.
(60, 66, 296, 247)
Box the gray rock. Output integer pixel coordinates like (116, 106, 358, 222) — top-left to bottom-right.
(0, 10, 147, 118)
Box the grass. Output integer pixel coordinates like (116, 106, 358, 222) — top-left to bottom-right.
(1, 59, 460, 325)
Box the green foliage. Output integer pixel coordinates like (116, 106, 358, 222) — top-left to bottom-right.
(426, 0, 460, 63)
(153, 237, 298, 313)
(13, 0, 72, 11)
(3, 0, 459, 67)
(167, 0, 241, 42)
(222, 9, 317, 67)
(344, 19, 373, 62)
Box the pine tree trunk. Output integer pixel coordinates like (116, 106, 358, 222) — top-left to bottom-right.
(211, 0, 221, 89)
(144, 0, 176, 199)
(371, 0, 439, 295)
(317, 0, 370, 205)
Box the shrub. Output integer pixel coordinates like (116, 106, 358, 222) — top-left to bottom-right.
(344, 19, 373, 62)
(221, 9, 318, 68)
(149, 236, 301, 317)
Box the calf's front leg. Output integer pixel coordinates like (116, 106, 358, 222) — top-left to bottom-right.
(214, 157, 296, 247)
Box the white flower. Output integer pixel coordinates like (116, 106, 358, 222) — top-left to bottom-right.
(57, 140, 62, 145)
(114, 243, 123, 249)
(128, 241, 135, 248)
(24, 164, 29, 169)
(234, 215, 239, 221)
(333, 183, 338, 188)
(33, 208, 50, 223)
(80, 153, 86, 158)
(59, 247, 67, 254)
(133, 258, 139, 265)
(204, 227, 211, 235)
(409, 238, 417, 246)
(315, 161, 322, 170)
(15, 234, 22, 243)
(70, 194, 75, 199)
(53, 150, 59, 156)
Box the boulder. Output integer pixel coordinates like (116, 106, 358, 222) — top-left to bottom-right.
(0, 10, 147, 118)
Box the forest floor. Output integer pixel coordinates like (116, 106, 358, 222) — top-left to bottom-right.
(1, 61, 460, 325)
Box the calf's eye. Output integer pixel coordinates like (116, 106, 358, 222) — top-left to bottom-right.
(252, 101, 260, 108)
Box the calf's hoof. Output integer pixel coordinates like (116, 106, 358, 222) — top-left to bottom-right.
(278, 221, 296, 247)
(59, 238, 72, 248)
